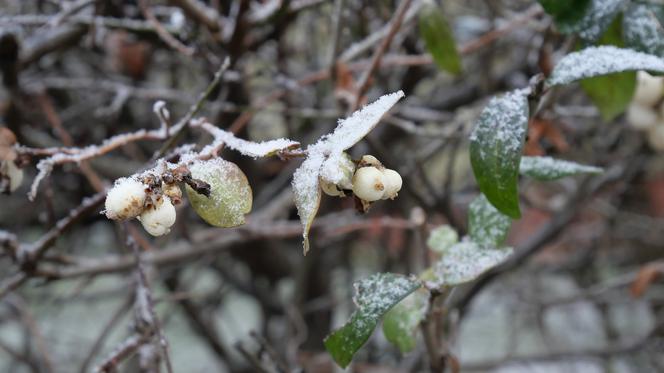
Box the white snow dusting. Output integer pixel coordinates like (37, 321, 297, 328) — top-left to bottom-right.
(429, 240, 512, 287)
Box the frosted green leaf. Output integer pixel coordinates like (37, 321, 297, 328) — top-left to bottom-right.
(382, 289, 428, 353)
(538, 0, 591, 29)
(548, 46, 664, 86)
(469, 89, 530, 218)
(419, 2, 462, 75)
(520, 156, 603, 180)
(623, 3, 664, 58)
(556, 0, 624, 42)
(324, 273, 420, 368)
(426, 225, 459, 254)
(428, 241, 512, 287)
(469, 195, 511, 249)
(186, 158, 252, 228)
(292, 153, 324, 255)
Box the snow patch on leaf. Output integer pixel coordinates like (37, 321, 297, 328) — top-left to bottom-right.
(428, 241, 512, 287)
(426, 225, 459, 254)
(468, 195, 512, 249)
(520, 156, 603, 180)
(196, 120, 299, 158)
(623, 3, 664, 57)
(558, 0, 624, 42)
(292, 153, 324, 254)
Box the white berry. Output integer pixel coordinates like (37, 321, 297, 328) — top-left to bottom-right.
(647, 123, 664, 152)
(360, 155, 382, 168)
(138, 196, 176, 236)
(634, 71, 663, 107)
(352, 166, 385, 202)
(321, 179, 344, 197)
(626, 103, 658, 130)
(104, 178, 147, 220)
(381, 168, 402, 200)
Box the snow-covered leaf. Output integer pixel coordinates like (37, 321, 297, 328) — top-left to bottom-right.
(382, 289, 428, 354)
(469, 89, 529, 218)
(538, 0, 591, 29)
(324, 273, 420, 368)
(186, 158, 252, 228)
(319, 152, 355, 189)
(556, 0, 624, 42)
(469, 195, 512, 249)
(623, 3, 664, 58)
(548, 46, 664, 86)
(292, 153, 324, 254)
(428, 241, 512, 287)
(579, 17, 637, 121)
(419, 3, 462, 75)
(196, 120, 299, 158)
(520, 156, 603, 181)
(426, 225, 459, 254)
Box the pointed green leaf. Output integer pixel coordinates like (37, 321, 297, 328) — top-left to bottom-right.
(580, 16, 637, 121)
(520, 156, 603, 180)
(428, 241, 512, 287)
(419, 3, 462, 75)
(555, 0, 623, 42)
(382, 290, 428, 353)
(469, 89, 530, 218)
(186, 158, 252, 228)
(469, 195, 512, 249)
(426, 225, 459, 254)
(324, 273, 420, 368)
(623, 3, 664, 58)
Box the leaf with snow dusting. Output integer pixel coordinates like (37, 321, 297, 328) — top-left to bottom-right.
(623, 3, 664, 58)
(196, 120, 299, 158)
(292, 153, 324, 254)
(426, 225, 459, 254)
(428, 241, 512, 287)
(186, 158, 252, 227)
(469, 195, 512, 249)
(520, 156, 603, 181)
(556, 0, 624, 42)
(382, 289, 428, 353)
(470, 89, 529, 218)
(548, 46, 664, 86)
(324, 273, 420, 368)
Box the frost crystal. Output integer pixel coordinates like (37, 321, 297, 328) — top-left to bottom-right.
(429, 240, 512, 287)
(548, 46, 664, 86)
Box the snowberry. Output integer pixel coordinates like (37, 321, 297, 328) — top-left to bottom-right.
(381, 168, 402, 200)
(0, 160, 23, 193)
(360, 155, 382, 168)
(647, 123, 664, 152)
(138, 196, 176, 236)
(352, 166, 385, 202)
(626, 103, 658, 130)
(104, 178, 147, 220)
(633, 71, 663, 107)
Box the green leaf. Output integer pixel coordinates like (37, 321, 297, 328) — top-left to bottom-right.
(538, 0, 591, 29)
(548, 46, 664, 86)
(426, 225, 459, 254)
(186, 158, 252, 228)
(468, 195, 512, 249)
(520, 156, 603, 180)
(419, 3, 462, 75)
(469, 89, 530, 218)
(428, 241, 512, 287)
(324, 273, 420, 368)
(556, 0, 623, 42)
(382, 290, 428, 353)
(580, 16, 637, 121)
(623, 3, 664, 58)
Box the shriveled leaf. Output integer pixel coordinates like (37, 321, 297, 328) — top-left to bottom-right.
(428, 241, 512, 287)
(315, 91, 404, 154)
(538, 0, 591, 29)
(324, 273, 420, 368)
(197, 120, 299, 158)
(520, 156, 603, 180)
(580, 16, 637, 121)
(419, 3, 462, 75)
(468, 195, 512, 249)
(292, 153, 324, 254)
(548, 46, 664, 86)
(186, 158, 252, 227)
(623, 3, 664, 58)
(426, 225, 459, 254)
(382, 289, 428, 353)
(469, 89, 530, 218)
(555, 0, 624, 42)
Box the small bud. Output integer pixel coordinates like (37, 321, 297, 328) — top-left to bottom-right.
(352, 166, 385, 202)
(626, 103, 658, 130)
(381, 168, 402, 200)
(321, 178, 344, 197)
(162, 182, 182, 204)
(633, 71, 663, 107)
(104, 178, 147, 220)
(359, 155, 382, 168)
(138, 196, 176, 236)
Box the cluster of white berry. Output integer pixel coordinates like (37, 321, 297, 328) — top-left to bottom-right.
(321, 154, 402, 205)
(104, 176, 182, 236)
(626, 71, 664, 151)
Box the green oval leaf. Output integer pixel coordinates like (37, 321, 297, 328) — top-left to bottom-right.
(623, 3, 664, 58)
(469, 89, 530, 218)
(548, 46, 664, 86)
(186, 158, 252, 228)
(428, 241, 512, 287)
(426, 225, 459, 254)
(553, 0, 623, 42)
(520, 156, 603, 180)
(469, 195, 512, 249)
(419, 2, 462, 75)
(382, 289, 428, 354)
(538, 0, 591, 29)
(324, 273, 420, 368)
